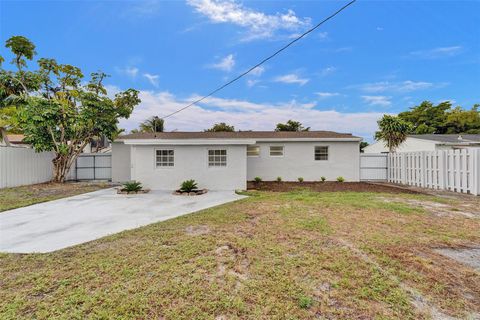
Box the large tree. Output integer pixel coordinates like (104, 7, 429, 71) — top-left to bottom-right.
(398, 101, 480, 134)
(1, 36, 141, 182)
(275, 120, 310, 132)
(375, 115, 411, 153)
(205, 122, 235, 132)
(137, 116, 164, 133)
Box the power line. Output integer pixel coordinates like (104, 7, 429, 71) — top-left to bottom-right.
(161, 0, 357, 120)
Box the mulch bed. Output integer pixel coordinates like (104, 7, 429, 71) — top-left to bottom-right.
(247, 181, 422, 194)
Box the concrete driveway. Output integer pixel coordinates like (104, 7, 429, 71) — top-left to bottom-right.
(0, 188, 245, 253)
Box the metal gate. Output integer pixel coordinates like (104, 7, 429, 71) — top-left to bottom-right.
(68, 153, 111, 181)
(360, 154, 388, 181)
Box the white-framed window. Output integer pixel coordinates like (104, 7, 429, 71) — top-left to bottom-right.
(314, 146, 329, 161)
(247, 145, 260, 157)
(269, 146, 284, 157)
(156, 149, 174, 167)
(208, 149, 227, 167)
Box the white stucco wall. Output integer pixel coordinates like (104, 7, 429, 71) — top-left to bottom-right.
(130, 144, 247, 190)
(111, 142, 131, 182)
(364, 138, 439, 153)
(247, 141, 360, 182)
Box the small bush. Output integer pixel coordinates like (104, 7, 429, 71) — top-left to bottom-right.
(336, 176, 345, 182)
(276, 176, 282, 182)
(180, 179, 198, 192)
(254, 177, 262, 183)
(298, 295, 313, 309)
(121, 181, 143, 193)
(298, 177, 304, 183)
(320, 176, 326, 182)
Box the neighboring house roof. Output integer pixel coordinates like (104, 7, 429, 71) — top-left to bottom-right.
(118, 131, 361, 141)
(407, 134, 480, 144)
(4, 134, 26, 145)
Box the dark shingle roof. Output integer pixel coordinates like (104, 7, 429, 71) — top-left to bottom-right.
(409, 134, 480, 144)
(118, 131, 360, 140)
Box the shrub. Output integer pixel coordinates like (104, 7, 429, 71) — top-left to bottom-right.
(121, 181, 143, 193)
(336, 176, 345, 182)
(320, 176, 326, 182)
(276, 176, 282, 182)
(298, 295, 313, 309)
(180, 179, 198, 192)
(298, 177, 304, 183)
(254, 177, 262, 183)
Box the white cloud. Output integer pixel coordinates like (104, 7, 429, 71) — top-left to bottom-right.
(362, 95, 391, 107)
(376, 27, 383, 31)
(143, 73, 159, 87)
(187, 0, 311, 40)
(210, 54, 235, 71)
(246, 79, 260, 87)
(318, 31, 329, 40)
(319, 66, 336, 77)
(274, 73, 309, 86)
(249, 65, 265, 76)
(118, 90, 384, 139)
(357, 80, 436, 93)
(315, 92, 340, 99)
(409, 46, 462, 59)
(116, 66, 139, 78)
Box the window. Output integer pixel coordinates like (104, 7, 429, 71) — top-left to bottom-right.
(156, 149, 174, 167)
(270, 146, 284, 157)
(247, 145, 260, 157)
(208, 149, 227, 167)
(314, 146, 328, 161)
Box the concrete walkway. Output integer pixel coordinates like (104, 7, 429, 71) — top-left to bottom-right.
(0, 188, 245, 253)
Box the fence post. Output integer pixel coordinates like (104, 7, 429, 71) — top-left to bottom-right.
(401, 153, 406, 184)
(473, 149, 480, 196)
(438, 150, 445, 190)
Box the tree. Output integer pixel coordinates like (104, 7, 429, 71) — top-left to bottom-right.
(138, 116, 164, 133)
(205, 122, 235, 132)
(375, 115, 411, 152)
(275, 120, 310, 132)
(1, 36, 141, 182)
(360, 141, 369, 153)
(398, 100, 480, 134)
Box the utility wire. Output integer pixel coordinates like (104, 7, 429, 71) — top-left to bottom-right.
(161, 0, 357, 120)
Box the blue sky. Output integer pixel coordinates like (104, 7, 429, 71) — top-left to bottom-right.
(1, 0, 479, 141)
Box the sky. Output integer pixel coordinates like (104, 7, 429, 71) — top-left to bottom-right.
(1, 0, 479, 142)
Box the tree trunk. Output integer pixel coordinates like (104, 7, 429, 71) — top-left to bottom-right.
(0, 127, 11, 146)
(52, 154, 76, 183)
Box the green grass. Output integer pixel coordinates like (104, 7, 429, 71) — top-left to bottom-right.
(0, 190, 479, 319)
(0, 182, 110, 212)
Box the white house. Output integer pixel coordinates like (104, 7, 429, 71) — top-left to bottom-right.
(112, 131, 362, 190)
(364, 134, 480, 153)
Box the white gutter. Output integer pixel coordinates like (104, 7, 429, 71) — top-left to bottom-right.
(118, 137, 362, 145)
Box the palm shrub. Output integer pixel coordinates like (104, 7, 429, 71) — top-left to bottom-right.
(298, 177, 304, 183)
(121, 181, 143, 193)
(320, 176, 326, 182)
(336, 176, 345, 182)
(180, 179, 198, 192)
(375, 115, 411, 152)
(276, 176, 282, 182)
(254, 177, 262, 183)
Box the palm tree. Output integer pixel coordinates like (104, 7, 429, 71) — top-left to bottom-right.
(375, 115, 411, 152)
(138, 116, 164, 133)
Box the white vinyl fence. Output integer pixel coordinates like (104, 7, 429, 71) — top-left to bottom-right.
(0, 147, 111, 188)
(388, 149, 480, 195)
(0, 147, 55, 188)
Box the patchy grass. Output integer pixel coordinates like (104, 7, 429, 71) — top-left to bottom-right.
(0, 190, 479, 319)
(0, 182, 111, 212)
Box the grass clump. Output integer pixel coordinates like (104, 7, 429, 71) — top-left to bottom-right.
(298, 295, 314, 309)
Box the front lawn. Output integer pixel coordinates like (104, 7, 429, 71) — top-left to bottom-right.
(0, 189, 479, 319)
(0, 182, 111, 212)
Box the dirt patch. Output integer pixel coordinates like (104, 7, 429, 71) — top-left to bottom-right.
(247, 181, 422, 194)
(435, 248, 480, 271)
(185, 225, 210, 236)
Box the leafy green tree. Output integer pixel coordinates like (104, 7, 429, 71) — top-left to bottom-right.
(205, 122, 235, 132)
(398, 100, 480, 134)
(375, 115, 411, 152)
(360, 141, 369, 152)
(1, 36, 141, 182)
(138, 116, 164, 133)
(275, 120, 310, 132)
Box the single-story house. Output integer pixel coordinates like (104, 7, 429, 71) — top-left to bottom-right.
(364, 134, 480, 154)
(0, 134, 29, 147)
(112, 131, 362, 190)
